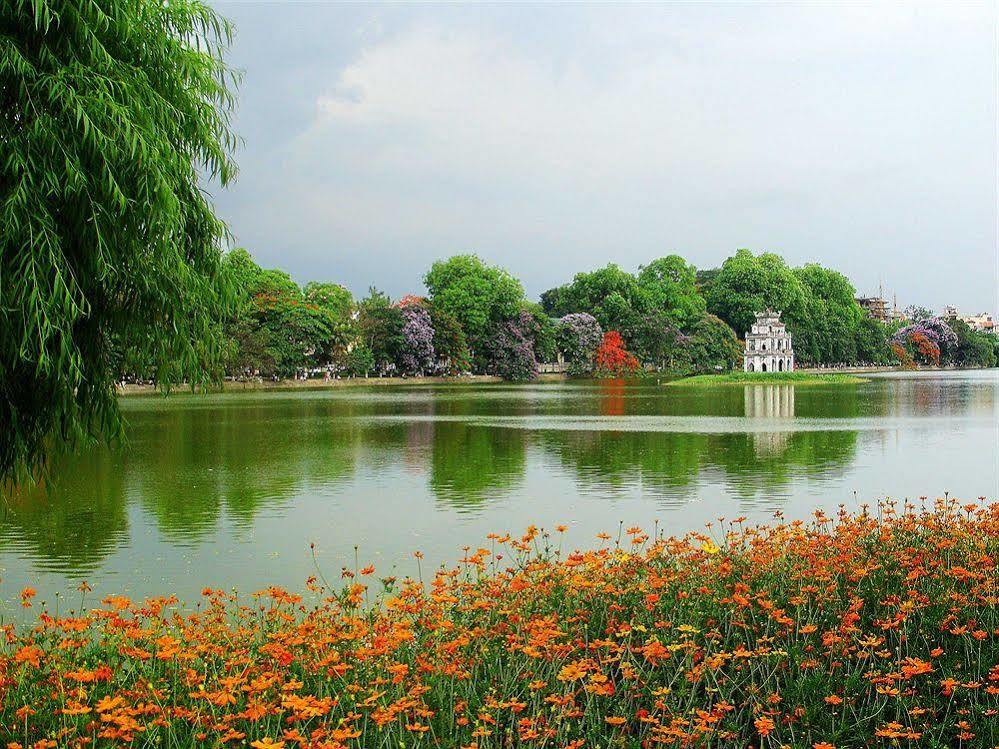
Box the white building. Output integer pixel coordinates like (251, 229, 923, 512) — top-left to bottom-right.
(744, 310, 794, 373)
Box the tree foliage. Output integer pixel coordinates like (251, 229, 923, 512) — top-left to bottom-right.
(424, 255, 524, 350)
(686, 314, 742, 372)
(1, 0, 239, 483)
(636, 255, 705, 329)
(541, 264, 642, 332)
(357, 289, 404, 375)
(705, 250, 810, 338)
(625, 313, 689, 371)
(221, 250, 351, 378)
(949, 319, 998, 368)
(428, 304, 470, 375)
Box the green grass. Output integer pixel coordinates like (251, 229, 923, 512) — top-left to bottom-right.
(666, 371, 868, 386)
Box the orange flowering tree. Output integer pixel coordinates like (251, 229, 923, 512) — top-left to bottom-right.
(595, 330, 640, 376)
(910, 331, 942, 366)
(0, 499, 997, 748)
(891, 341, 916, 369)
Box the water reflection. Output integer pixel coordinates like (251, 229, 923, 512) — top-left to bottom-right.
(537, 427, 857, 501)
(744, 385, 795, 419)
(430, 422, 528, 507)
(745, 385, 794, 455)
(0, 372, 994, 588)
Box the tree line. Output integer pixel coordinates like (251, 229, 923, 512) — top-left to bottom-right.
(4, 0, 994, 486)
(128, 247, 995, 384)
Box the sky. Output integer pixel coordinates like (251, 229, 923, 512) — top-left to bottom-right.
(210, 2, 998, 314)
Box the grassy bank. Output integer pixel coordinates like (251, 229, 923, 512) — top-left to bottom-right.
(2, 500, 996, 747)
(667, 371, 868, 386)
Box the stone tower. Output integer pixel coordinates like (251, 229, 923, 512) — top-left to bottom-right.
(743, 310, 794, 373)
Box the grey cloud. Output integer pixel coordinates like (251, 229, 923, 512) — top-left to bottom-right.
(211, 2, 997, 313)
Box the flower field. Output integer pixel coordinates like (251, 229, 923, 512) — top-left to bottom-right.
(2, 500, 997, 748)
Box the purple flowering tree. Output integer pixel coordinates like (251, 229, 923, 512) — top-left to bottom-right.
(483, 311, 539, 380)
(398, 303, 436, 375)
(556, 313, 603, 375)
(893, 317, 958, 360)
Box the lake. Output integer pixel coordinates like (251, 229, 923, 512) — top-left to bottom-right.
(1, 370, 995, 607)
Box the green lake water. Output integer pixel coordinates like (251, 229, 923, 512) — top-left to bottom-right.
(1, 370, 996, 607)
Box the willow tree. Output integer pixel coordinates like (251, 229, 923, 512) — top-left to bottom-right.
(1, 0, 239, 484)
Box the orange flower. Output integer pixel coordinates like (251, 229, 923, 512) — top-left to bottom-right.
(754, 716, 776, 737)
(250, 740, 285, 749)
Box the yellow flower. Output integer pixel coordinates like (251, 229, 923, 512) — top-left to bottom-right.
(701, 540, 721, 555)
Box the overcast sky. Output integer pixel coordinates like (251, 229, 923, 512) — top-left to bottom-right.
(211, 2, 997, 314)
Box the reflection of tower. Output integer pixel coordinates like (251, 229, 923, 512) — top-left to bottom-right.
(744, 385, 795, 455)
(744, 385, 795, 418)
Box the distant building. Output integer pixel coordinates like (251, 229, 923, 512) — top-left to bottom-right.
(856, 296, 889, 322)
(960, 311, 994, 333)
(744, 310, 794, 372)
(858, 292, 905, 323)
(942, 305, 995, 333)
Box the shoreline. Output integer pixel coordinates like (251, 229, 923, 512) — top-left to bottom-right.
(117, 373, 564, 396)
(116, 365, 991, 397)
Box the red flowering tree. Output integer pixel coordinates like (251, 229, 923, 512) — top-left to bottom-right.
(595, 331, 640, 376)
(890, 342, 915, 369)
(910, 331, 941, 366)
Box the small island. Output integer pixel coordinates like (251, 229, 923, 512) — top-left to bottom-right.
(666, 371, 868, 386)
(669, 311, 868, 386)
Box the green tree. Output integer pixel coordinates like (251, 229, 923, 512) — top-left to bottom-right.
(303, 282, 354, 366)
(541, 264, 643, 331)
(357, 288, 404, 374)
(705, 250, 810, 339)
(636, 255, 706, 329)
(903, 304, 933, 322)
(695, 268, 721, 300)
(2, 0, 239, 483)
(793, 264, 862, 364)
(249, 271, 337, 377)
(221, 249, 273, 376)
(304, 282, 353, 321)
(853, 317, 893, 365)
(424, 255, 523, 349)
(344, 345, 375, 377)
(949, 319, 997, 368)
(427, 304, 470, 375)
(625, 312, 689, 371)
(523, 303, 558, 363)
(687, 314, 742, 372)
